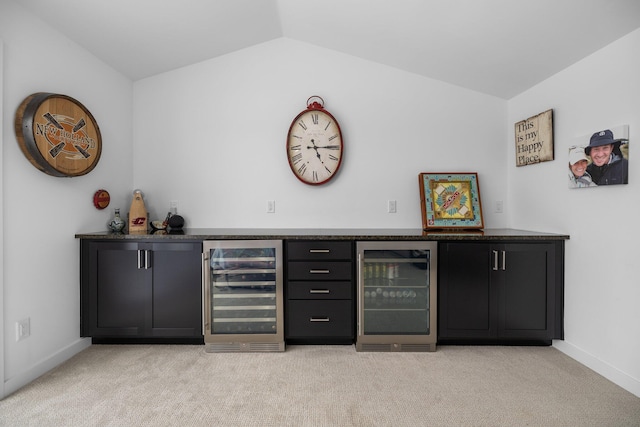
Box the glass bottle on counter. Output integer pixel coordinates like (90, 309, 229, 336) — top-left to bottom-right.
(107, 208, 125, 232)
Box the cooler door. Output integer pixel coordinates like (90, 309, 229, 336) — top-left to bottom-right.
(203, 240, 284, 351)
(357, 241, 437, 351)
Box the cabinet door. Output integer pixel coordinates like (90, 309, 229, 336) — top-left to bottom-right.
(82, 240, 202, 339)
(149, 242, 202, 337)
(84, 241, 148, 337)
(439, 241, 559, 343)
(438, 242, 497, 339)
(498, 243, 556, 340)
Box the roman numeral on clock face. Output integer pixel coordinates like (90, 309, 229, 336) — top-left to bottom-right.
(291, 153, 302, 164)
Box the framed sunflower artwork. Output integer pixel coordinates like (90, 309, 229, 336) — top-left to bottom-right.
(418, 172, 484, 230)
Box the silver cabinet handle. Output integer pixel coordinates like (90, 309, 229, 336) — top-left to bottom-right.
(309, 249, 330, 253)
(492, 250, 499, 271)
(309, 269, 330, 274)
(502, 250, 506, 271)
(309, 289, 330, 294)
(137, 249, 152, 269)
(310, 317, 330, 322)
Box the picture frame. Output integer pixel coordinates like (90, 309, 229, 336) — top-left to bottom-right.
(418, 172, 484, 230)
(567, 124, 629, 188)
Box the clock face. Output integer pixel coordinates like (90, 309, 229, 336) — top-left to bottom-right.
(286, 109, 343, 185)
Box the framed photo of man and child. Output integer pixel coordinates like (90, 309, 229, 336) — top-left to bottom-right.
(568, 125, 629, 188)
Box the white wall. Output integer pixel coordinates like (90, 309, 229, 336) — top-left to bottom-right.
(1, 1, 133, 397)
(133, 38, 508, 229)
(1, 39, 5, 398)
(508, 29, 640, 396)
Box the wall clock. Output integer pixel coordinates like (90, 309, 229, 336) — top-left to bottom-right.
(286, 96, 343, 185)
(14, 92, 102, 177)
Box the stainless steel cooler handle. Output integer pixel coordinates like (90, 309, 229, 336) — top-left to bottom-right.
(309, 317, 330, 322)
(201, 252, 209, 335)
(309, 249, 330, 253)
(358, 253, 363, 336)
(309, 269, 330, 274)
(309, 289, 330, 294)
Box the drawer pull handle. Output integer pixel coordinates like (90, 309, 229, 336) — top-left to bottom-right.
(309, 249, 330, 253)
(309, 289, 330, 294)
(309, 269, 330, 274)
(310, 317, 330, 322)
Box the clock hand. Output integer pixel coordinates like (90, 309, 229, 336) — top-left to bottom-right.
(313, 145, 341, 150)
(307, 139, 323, 162)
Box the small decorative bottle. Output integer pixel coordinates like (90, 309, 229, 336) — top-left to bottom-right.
(128, 189, 148, 234)
(108, 208, 126, 232)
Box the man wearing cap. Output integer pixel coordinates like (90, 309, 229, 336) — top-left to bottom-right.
(568, 146, 596, 188)
(585, 129, 628, 185)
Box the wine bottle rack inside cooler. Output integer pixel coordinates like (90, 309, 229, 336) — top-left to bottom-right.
(203, 240, 284, 352)
(356, 241, 437, 352)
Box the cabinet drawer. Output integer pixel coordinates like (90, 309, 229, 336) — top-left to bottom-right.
(287, 300, 353, 337)
(287, 281, 352, 300)
(287, 241, 352, 260)
(288, 261, 352, 281)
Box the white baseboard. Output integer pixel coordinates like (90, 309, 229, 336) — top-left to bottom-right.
(2, 338, 91, 399)
(553, 340, 640, 398)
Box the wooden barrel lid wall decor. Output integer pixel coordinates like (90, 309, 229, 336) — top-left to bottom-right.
(14, 92, 102, 177)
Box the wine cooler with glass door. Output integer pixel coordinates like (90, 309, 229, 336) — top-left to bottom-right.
(202, 240, 284, 352)
(356, 241, 437, 352)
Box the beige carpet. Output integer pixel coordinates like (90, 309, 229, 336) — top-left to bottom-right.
(1, 344, 639, 426)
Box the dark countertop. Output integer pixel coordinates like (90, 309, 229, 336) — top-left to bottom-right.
(75, 228, 569, 241)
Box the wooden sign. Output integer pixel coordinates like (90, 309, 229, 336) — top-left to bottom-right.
(514, 109, 553, 166)
(14, 93, 102, 177)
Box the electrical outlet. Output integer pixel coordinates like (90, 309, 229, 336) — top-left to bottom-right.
(388, 200, 397, 213)
(267, 200, 275, 213)
(495, 200, 504, 213)
(16, 318, 30, 341)
(170, 200, 178, 214)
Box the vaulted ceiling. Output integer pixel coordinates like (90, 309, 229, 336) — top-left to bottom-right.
(18, 0, 640, 99)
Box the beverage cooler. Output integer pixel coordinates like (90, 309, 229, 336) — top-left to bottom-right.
(356, 241, 437, 352)
(202, 240, 284, 352)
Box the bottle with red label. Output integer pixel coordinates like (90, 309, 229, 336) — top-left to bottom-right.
(128, 189, 148, 234)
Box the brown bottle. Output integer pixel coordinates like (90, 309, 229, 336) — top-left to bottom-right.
(128, 189, 148, 234)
